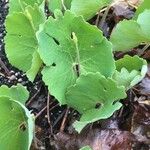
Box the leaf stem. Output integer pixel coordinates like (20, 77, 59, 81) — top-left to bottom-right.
(60, 107, 70, 132)
(72, 32, 81, 76)
(47, 93, 53, 134)
(61, 0, 67, 11)
(141, 44, 150, 53)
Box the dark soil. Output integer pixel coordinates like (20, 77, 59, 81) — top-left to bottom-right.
(0, 0, 150, 150)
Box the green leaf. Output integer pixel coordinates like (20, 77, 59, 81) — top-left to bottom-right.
(0, 97, 34, 150)
(135, 0, 150, 18)
(37, 10, 115, 104)
(48, 0, 62, 12)
(5, 5, 45, 81)
(64, 0, 72, 9)
(66, 72, 126, 132)
(110, 10, 150, 51)
(137, 9, 150, 39)
(113, 55, 147, 89)
(110, 20, 149, 51)
(9, 0, 44, 13)
(47, 0, 72, 13)
(0, 84, 29, 104)
(80, 146, 92, 150)
(71, 0, 111, 20)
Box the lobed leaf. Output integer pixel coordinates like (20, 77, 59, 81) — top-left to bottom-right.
(0, 84, 29, 104)
(5, 5, 45, 81)
(37, 10, 115, 104)
(9, 0, 44, 13)
(0, 97, 34, 150)
(71, 0, 111, 20)
(66, 72, 126, 132)
(113, 55, 147, 90)
(110, 10, 150, 51)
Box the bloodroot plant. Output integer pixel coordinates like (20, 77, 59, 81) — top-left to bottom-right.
(1, 0, 149, 149)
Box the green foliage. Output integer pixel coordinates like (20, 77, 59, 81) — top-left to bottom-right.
(47, 0, 72, 13)
(0, 85, 34, 150)
(135, 0, 150, 17)
(48, 0, 62, 12)
(71, 0, 111, 20)
(64, 0, 72, 8)
(5, 5, 45, 81)
(110, 10, 150, 51)
(113, 55, 147, 89)
(47, 0, 111, 19)
(4, 0, 148, 139)
(9, 0, 44, 13)
(80, 146, 92, 150)
(0, 84, 29, 104)
(37, 10, 115, 104)
(66, 72, 126, 132)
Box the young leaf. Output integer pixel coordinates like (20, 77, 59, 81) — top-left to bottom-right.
(5, 5, 45, 81)
(66, 72, 126, 132)
(135, 0, 150, 18)
(71, 0, 111, 20)
(110, 10, 150, 51)
(9, 0, 44, 13)
(37, 10, 115, 104)
(80, 146, 92, 150)
(113, 55, 147, 90)
(0, 84, 29, 104)
(0, 97, 34, 150)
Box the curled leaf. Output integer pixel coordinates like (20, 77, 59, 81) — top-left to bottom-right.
(0, 97, 34, 150)
(113, 55, 147, 89)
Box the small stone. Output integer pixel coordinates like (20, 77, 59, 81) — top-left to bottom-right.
(15, 72, 19, 76)
(18, 78, 23, 82)
(10, 70, 15, 74)
(9, 75, 16, 81)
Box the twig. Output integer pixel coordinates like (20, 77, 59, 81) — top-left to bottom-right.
(35, 103, 59, 120)
(26, 86, 41, 107)
(0, 58, 10, 76)
(100, 6, 111, 28)
(141, 44, 150, 53)
(35, 105, 47, 120)
(60, 107, 70, 132)
(53, 109, 66, 128)
(47, 93, 53, 134)
(95, 10, 101, 26)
